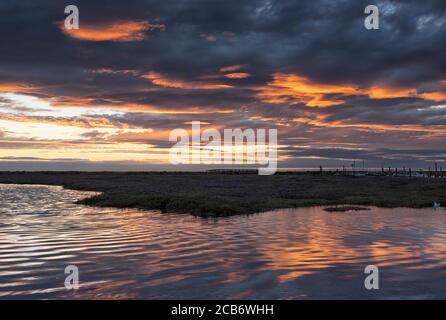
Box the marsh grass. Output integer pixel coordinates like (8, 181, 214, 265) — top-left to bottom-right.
(0, 172, 445, 217)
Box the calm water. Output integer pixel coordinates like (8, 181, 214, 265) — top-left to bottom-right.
(1, 184, 446, 300)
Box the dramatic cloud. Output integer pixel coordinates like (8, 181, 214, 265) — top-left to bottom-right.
(60, 20, 165, 42)
(143, 72, 233, 90)
(257, 73, 360, 107)
(0, 0, 445, 170)
(0, 83, 37, 94)
(224, 73, 251, 79)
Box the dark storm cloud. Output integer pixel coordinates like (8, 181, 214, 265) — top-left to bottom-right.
(2, 0, 444, 83)
(314, 96, 446, 126)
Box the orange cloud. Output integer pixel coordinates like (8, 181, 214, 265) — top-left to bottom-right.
(220, 65, 248, 73)
(418, 91, 446, 102)
(0, 83, 36, 93)
(367, 86, 417, 99)
(224, 73, 251, 79)
(111, 129, 173, 142)
(257, 73, 359, 107)
(28, 91, 234, 116)
(49, 95, 236, 115)
(143, 72, 233, 90)
(258, 73, 446, 107)
(61, 20, 164, 42)
(51, 96, 109, 108)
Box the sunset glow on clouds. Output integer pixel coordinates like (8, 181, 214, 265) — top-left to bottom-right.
(61, 20, 165, 42)
(0, 84, 37, 94)
(143, 73, 233, 90)
(1, 0, 446, 170)
(258, 74, 446, 107)
(257, 73, 360, 107)
(224, 73, 251, 79)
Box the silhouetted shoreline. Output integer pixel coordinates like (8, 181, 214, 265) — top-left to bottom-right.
(0, 172, 445, 217)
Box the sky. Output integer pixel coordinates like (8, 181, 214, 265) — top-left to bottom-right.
(0, 0, 446, 171)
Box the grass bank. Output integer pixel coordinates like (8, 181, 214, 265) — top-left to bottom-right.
(0, 172, 445, 217)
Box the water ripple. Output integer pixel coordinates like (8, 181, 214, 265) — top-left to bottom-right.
(1, 184, 446, 299)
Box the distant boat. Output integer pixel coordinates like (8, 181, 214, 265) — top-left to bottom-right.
(433, 202, 441, 209)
